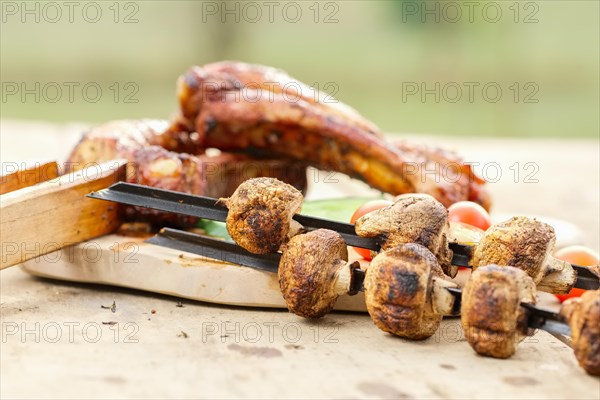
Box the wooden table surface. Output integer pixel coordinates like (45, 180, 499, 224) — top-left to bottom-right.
(1, 119, 599, 399)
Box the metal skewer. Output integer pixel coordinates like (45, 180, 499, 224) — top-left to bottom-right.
(88, 182, 599, 290)
(88, 182, 379, 250)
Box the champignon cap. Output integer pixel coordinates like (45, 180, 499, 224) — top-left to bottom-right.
(222, 177, 303, 254)
(461, 265, 536, 359)
(355, 196, 454, 276)
(364, 243, 446, 340)
(278, 229, 352, 318)
(560, 290, 600, 376)
(471, 217, 555, 283)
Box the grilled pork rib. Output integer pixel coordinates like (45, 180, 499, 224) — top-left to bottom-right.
(172, 61, 381, 137)
(172, 61, 490, 210)
(66, 119, 307, 225)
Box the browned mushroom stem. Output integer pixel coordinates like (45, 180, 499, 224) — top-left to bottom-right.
(363, 244, 457, 340)
(471, 217, 576, 294)
(278, 229, 361, 318)
(355, 196, 456, 278)
(220, 177, 303, 254)
(560, 290, 600, 376)
(461, 265, 537, 359)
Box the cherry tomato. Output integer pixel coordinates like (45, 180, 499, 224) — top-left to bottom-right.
(350, 200, 393, 260)
(447, 201, 492, 231)
(554, 245, 599, 302)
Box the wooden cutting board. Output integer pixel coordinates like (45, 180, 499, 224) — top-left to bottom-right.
(20, 233, 368, 311)
(19, 232, 565, 312)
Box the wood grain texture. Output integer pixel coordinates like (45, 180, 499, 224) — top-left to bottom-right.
(0, 160, 126, 269)
(0, 161, 59, 195)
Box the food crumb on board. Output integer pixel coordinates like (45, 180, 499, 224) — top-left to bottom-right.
(227, 343, 282, 358)
(439, 364, 456, 370)
(101, 301, 117, 313)
(502, 376, 540, 386)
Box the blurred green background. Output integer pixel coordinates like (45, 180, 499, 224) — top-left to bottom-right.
(1, 0, 598, 137)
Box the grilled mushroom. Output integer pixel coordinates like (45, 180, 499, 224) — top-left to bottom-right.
(220, 177, 303, 254)
(461, 265, 536, 359)
(278, 229, 361, 318)
(355, 195, 456, 277)
(560, 290, 600, 376)
(471, 217, 576, 294)
(364, 243, 457, 340)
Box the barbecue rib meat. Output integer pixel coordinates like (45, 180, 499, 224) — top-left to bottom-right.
(172, 61, 381, 137)
(66, 119, 307, 226)
(171, 61, 490, 209)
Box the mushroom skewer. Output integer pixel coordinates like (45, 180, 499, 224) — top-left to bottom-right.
(354, 197, 599, 292)
(87, 180, 378, 250)
(150, 227, 363, 318)
(88, 181, 600, 291)
(369, 254, 598, 377)
(146, 229, 599, 376)
(149, 229, 459, 329)
(460, 265, 599, 376)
